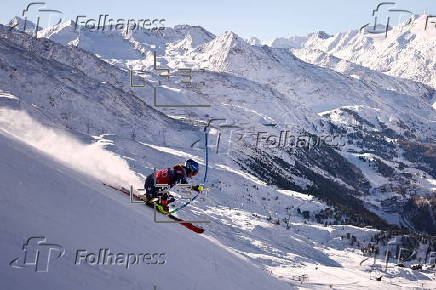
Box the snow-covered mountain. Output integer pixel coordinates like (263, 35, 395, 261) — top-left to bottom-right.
(247, 35, 309, 49)
(1, 15, 436, 289)
(292, 47, 434, 99)
(267, 35, 309, 49)
(296, 14, 436, 89)
(38, 20, 214, 60)
(182, 31, 434, 118)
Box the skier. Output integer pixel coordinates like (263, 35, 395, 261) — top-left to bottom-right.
(144, 159, 204, 210)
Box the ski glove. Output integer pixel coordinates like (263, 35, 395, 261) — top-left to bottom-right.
(192, 185, 204, 192)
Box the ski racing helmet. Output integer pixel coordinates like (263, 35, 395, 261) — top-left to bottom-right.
(185, 159, 199, 176)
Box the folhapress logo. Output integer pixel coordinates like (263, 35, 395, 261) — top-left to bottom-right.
(9, 2, 63, 37)
(9, 237, 65, 272)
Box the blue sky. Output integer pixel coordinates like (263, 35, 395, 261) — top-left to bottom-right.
(1, 0, 435, 40)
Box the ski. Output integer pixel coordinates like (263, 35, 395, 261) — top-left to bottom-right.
(103, 183, 205, 234)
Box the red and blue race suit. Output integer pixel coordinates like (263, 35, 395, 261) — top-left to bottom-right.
(144, 164, 188, 199)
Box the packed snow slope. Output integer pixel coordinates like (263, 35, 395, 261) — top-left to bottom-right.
(0, 131, 289, 290)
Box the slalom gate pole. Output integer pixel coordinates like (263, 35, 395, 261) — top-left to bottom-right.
(170, 126, 209, 214)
